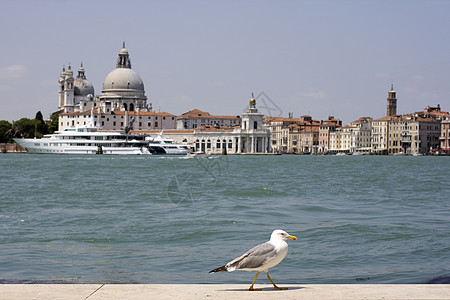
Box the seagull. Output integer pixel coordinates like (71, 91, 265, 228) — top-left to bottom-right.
(209, 229, 297, 291)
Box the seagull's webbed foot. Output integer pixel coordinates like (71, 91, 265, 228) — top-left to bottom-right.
(248, 272, 261, 291)
(267, 272, 288, 290)
(273, 285, 288, 290)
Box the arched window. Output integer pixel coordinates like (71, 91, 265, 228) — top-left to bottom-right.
(254, 121, 258, 129)
(201, 139, 206, 152)
(123, 103, 128, 111)
(129, 103, 134, 111)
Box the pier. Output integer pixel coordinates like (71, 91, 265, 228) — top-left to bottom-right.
(0, 284, 448, 300)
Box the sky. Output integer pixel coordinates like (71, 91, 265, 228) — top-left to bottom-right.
(1, 0, 449, 125)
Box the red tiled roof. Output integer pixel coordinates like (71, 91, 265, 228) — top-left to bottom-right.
(178, 109, 239, 119)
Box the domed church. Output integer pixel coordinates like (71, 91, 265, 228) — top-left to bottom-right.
(59, 42, 149, 114)
(58, 44, 176, 131)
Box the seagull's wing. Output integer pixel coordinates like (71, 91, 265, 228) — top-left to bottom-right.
(226, 241, 277, 271)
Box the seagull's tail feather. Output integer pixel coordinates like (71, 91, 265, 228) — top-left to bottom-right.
(209, 265, 227, 273)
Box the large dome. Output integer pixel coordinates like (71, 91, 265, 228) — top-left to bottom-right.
(102, 68, 145, 92)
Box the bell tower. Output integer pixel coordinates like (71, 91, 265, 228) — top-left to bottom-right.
(63, 65, 75, 112)
(58, 66, 66, 110)
(387, 84, 397, 117)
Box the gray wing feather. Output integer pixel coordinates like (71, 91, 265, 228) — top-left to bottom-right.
(228, 242, 276, 270)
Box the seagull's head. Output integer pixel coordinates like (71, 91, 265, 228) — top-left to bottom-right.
(271, 229, 297, 242)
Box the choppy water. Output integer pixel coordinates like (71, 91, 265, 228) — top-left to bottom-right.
(0, 154, 449, 284)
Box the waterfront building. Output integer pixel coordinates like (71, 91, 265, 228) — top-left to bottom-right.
(266, 115, 342, 154)
(371, 86, 446, 154)
(287, 116, 320, 154)
(135, 96, 270, 154)
(58, 43, 176, 131)
(176, 109, 241, 129)
(349, 117, 372, 154)
(60, 109, 176, 132)
(329, 126, 354, 154)
(372, 87, 398, 154)
(440, 114, 450, 154)
(371, 118, 390, 154)
(318, 117, 342, 154)
(264, 117, 297, 153)
(387, 114, 441, 155)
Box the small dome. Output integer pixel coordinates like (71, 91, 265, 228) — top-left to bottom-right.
(74, 78, 94, 96)
(119, 47, 129, 55)
(250, 98, 256, 106)
(102, 68, 144, 91)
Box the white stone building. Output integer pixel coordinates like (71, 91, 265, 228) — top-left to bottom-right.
(136, 96, 270, 154)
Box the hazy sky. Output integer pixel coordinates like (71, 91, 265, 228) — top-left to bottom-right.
(1, 0, 449, 124)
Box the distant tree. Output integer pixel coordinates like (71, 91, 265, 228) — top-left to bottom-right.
(34, 111, 48, 135)
(12, 118, 42, 138)
(47, 113, 59, 134)
(35, 111, 44, 124)
(0, 120, 12, 143)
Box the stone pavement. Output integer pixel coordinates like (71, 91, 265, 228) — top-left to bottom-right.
(0, 284, 448, 300)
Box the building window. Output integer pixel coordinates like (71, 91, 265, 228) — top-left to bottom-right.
(207, 139, 211, 148)
(216, 140, 221, 148)
(155, 121, 158, 127)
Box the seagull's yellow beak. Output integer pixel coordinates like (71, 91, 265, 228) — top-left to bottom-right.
(287, 235, 297, 240)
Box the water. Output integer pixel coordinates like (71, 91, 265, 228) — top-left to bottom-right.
(0, 154, 449, 284)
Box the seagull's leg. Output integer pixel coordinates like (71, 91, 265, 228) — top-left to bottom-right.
(267, 272, 287, 290)
(249, 272, 261, 291)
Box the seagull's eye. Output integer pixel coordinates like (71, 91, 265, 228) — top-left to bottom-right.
(281, 233, 285, 235)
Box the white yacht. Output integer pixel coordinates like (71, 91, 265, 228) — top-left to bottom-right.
(14, 113, 150, 155)
(147, 131, 191, 155)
